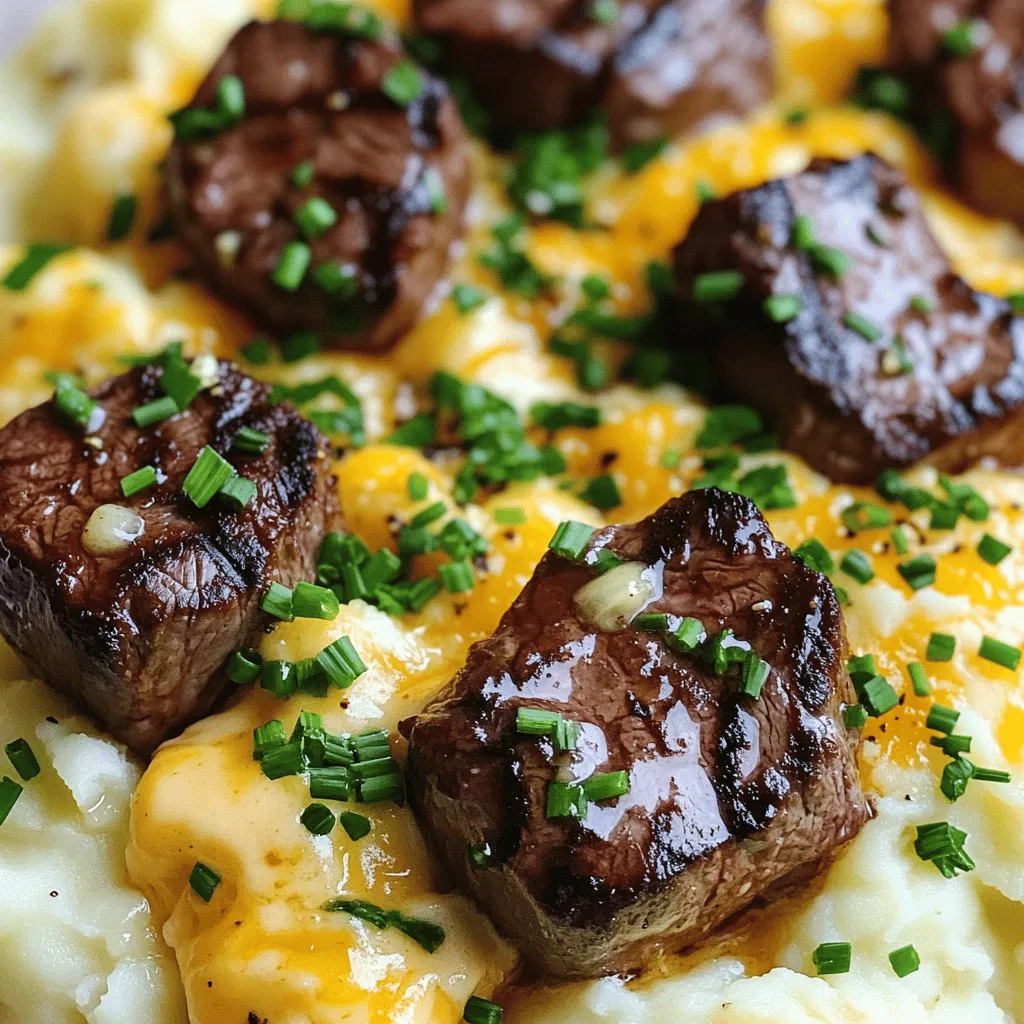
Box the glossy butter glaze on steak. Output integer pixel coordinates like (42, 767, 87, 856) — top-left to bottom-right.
(404, 488, 869, 977)
(887, 0, 1024, 226)
(166, 19, 470, 352)
(673, 154, 1024, 483)
(413, 0, 771, 147)
(0, 361, 341, 754)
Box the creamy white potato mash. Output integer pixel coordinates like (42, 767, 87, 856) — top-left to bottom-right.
(2, 0, 1024, 1022)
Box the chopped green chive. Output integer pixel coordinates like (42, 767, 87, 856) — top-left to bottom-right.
(941, 756, 974, 802)
(160, 356, 203, 411)
(423, 166, 448, 214)
(132, 395, 179, 428)
(252, 719, 286, 760)
(381, 60, 423, 106)
(546, 781, 587, 819)
(842, 310, 883, 342)
(530, 400, 601, 431)
(439, 559, 475, 593)
(763, 294, 803, 322)
(3, 242, 74, 291)
(120, 465, 157, 498)
(182, 445, 234, 508)
(581, 473, 621, 510)
(977, 534, 1012, 566)
(291, 160, 315, 188)
(840, 549, 874, 584)
(926, 633, 955, 662)
(914, 821, 975, 877)
(260, 739, 303, 778)
(907, 661, 930, 696)
(660, 448, 681, 470)
(313, 260, 359, 298)
(589, 0, 619, 23)
(841, 502, 892, 533)
(929, 501, 959, 530)
(339, 810, 371, 841)
(407, 472, 429, 501)
(931, 733, 972, 757)
(891, 524, 910, 555)
(189, 862, 221, 902)
(898, 554, 936, 591)
(292, 581, 340, 620)
(792, 215, 816, 250)
(261, 581, 294, 621)
(970, 764, 1011, 785)
(452, 283, 488, 314)
(692, 270, 745, 303)
(216, 73, 246, 120)
(240, 337, 273, 365)
(889, 944, 920, 977)
(463, 995, 503, 1024)
(784, 105, 809, 126)
(581, 770, 629, 802)
(4, 739, 40, 782)
(979, 635, 1021, 671)
(260, 660, 296, 700)
(300, 802, 336, 836)
(739, 651, 770, 698)
(549, 521, 595, 561)
(861, 675, 899, 717)
(107, 193, 137, 242)
(926, 703, 959, 734)
(0, 777, 22, 826)
(316, 636, 367, 688)
(942, 18, 981, 57)
(668, 616, 707, 653)
(793, 538, 834, 575)
(812, 942, 851, 975)
(517, 707, 563, 735)
(218, 474, 256, 507)
(695, 404, 763, 448)
(493, 507, 526, 526)
(408, 501, 446, 529)
(234, 426, 270, 454)
(271, 241, 311, 291)
(811, 245, 851, 278)
(53, 376, 99, 431)
(308, 767, 351, 801)
(910, 294, 934, 314)
(280, 330, 321, 363)
(842, 703, 868, 728)
(294, 197, 338, 239)
(881, 336, 914, 376)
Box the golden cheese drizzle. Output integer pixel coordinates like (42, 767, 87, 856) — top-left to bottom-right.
(0, 0, 1021, 1019)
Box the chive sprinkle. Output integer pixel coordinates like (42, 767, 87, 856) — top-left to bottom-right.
(932, 733, 972, 756)
(841, 502, 892, 532)
(791, 215, 816, 250)
(926, 633, 955, 662)
(546, 781, 587, 819)
(941, 756, 974, 802)
(463, 995, 503, 1024)
(581, 770, 629, 802)
(121, 465, 158, 498)
(294, 197, 338, 239)
(898, 554, 936, 591)
(452, 283, 488, 314)
(252, 720, 285, 760)
(889, 945, 920, 977)
(926, 703, 959, 734)
(549, 521, 595, 561)
(914, 821, 975, 877)
(812, 942, 851, 975)
(763, 294, 802, 323)
(581, 473, 621, 510)
(132, 395, 179, 428)
(300, 802, 336, 836)
(407, 472, 429, 501)
(977, 534, 1012, 566)
(861, 675, 899, 717)
(970, 764, 1011, 785)
(5, 739, 40, 781)
(793, 538, 834, 575)
(493, 507, 527, 525)
(189, 862, 221, 902)
(107, 193, 137, 242)
(339, 811, 371, 841)
(182, 446, 235, 508)
(262, 582, 294, 621)
(891, 524, 910, 555)
(811, 245, 851, 278)
(840, 549, 874, 584)
(979, 635, 1021, 671)
(381, 60, 424, 106)
(3, 243, 74, 291)
(842, 310, 883, 342)
(692, 270, 745, 303)
(291, 160, 315, 188)
(271, 241, 311, 291)
(842, 704, 868, 728)
(53, 376, 99, 431)
(316, 636, 367, 688)
(907, 661, 930, 696)
(234, 426, 270, 454)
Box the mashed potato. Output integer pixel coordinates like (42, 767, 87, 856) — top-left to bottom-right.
(2, 0, 1024, 1022)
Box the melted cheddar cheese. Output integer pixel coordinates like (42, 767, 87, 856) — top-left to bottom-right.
(2, 0, 1024, 1021)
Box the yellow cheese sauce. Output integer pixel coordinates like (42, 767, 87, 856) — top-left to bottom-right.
(2, 0, 1024, 1020)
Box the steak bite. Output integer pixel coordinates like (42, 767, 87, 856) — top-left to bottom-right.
(0, 358, 341, 754)
(413, 0, 771, 147)
(672, 154, 1024, 483)
(165, 18, 470, 353)
(404, 488, 869, 978)
(887, 0, 1024, 226)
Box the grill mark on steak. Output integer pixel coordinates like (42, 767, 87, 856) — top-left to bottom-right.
(672, 154, 1024, 483)
(403, 487, 869, 977)
(887, 0, 1024, 227)
(413, 0, 771, 148)
(165, 19, 470, 352)
(0, 362, 341, 754)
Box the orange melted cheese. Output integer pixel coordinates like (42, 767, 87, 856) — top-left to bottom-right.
(0, 0, 1022, 1019)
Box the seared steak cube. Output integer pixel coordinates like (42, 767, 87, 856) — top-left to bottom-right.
(413, 0, 771, 147)
(166, 19, 470, 353)
(0, 360, 340, 753)
(404, 488, 869, 978)
(672, 155, 1024, 483)
(887, 0, 1024, 226)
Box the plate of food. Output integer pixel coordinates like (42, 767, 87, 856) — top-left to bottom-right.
(1, 1, 1022, 1022)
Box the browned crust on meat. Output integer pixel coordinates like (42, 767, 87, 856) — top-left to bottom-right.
(404, 488, 869, 977)
(672, 154, 1024, 483)
(165, 20, 470, 352)
(0, 363, 341, 753)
